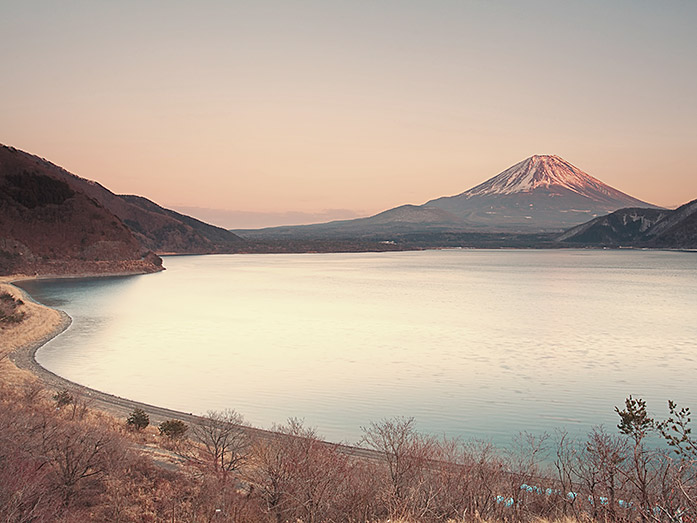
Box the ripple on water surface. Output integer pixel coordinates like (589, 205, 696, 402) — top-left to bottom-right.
(20, 249, 697, 446)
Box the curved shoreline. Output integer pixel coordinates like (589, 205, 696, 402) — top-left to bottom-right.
(4, 277, 207, 425)
(2, 277, 377, 460)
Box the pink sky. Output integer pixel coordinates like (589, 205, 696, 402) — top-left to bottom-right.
(2, 1, 695, 228)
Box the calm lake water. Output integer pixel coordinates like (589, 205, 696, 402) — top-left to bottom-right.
(19, 250, 697, 446)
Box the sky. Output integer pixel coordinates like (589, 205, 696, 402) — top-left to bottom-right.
(2, 1, 696, 228)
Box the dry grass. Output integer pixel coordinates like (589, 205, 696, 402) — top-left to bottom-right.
(0, 282, 59, 386)
(0, 281, 64, 356)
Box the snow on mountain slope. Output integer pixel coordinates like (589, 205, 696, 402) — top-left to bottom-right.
(420, 155, 657, 231)
(453, 155, 645, 203)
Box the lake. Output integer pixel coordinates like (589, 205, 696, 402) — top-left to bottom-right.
(18, 249, 697, 447)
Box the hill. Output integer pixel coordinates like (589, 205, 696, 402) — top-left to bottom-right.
(10, 147, 246, 254)
(0, 145, 246, 256)
(557, 198, 697, 248)
(0, 145, 161, 275)
(0, 143, 250, 275)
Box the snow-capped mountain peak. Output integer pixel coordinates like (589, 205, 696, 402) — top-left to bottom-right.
(421, 154, 657, 231)
(461, 155, 620, 200)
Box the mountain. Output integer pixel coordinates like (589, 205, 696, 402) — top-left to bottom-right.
(236, 155, 657, 240)
(424, 155, 655, 230)
(557, 198, 697, 248)
(0, 145, 161, 275)
(0, 145, 246, 256)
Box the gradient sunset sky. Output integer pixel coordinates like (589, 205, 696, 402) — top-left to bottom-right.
(2, 1, 696, 228)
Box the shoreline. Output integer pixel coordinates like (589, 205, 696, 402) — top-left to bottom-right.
(1, 272, 199, 424)
(0, 273, 377, 460)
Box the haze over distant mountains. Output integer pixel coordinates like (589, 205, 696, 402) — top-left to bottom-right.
(173, 206, 363, 230)
(237, 155, 658, 239)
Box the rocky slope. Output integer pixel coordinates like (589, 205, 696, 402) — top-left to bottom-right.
(557, 198, 697, 248)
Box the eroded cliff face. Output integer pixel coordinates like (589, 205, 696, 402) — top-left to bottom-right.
(0, 146, 162, 276)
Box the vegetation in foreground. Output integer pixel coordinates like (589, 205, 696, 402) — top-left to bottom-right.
(2, 377, 697, 523)
(0, 291, 25, 325)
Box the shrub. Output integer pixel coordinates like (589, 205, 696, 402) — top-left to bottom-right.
(53, 389, 74, 408)
(0, 291, 24, 325)
(1, 311, 25, 323)
(159, 419, 188, 439)
(126, 408, 149, 431)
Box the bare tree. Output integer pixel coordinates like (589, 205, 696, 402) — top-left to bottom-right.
(244, 418, 353, 523)
(0, 407, 62, 523)
(503, 431, 551, 521)
(0, 452, 62, 522)
(577, 426, 629, 521)
(553, 429, 580, 518)
(64, 390, 94, 421)
(334, 458, 384, 522)
(462, 439, 507, 520)
(21, 380, 45, 405)
(42, 419, 120, 504)
(418, 435, 485, 521)
(360, 416, 438, 519)
(276, 419, 350, 523)
(245, 428, 293, 522)
(191, 409, 249, 480)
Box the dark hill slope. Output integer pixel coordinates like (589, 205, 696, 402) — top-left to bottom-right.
(555, 208, 670, 244)
(0, 145, 161, 275)
(0, 145, 246, 255)
(72, 185, 246, 254)
(644, 199, 697, 248)
(557, 198, 697, 248)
